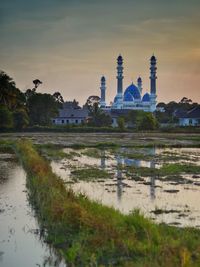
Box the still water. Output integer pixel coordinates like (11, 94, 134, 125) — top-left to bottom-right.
(51, 147, 200, 228)
(0, 153, 65, 267)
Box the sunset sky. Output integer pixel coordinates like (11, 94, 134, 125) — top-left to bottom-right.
(1, 0, 200, 105)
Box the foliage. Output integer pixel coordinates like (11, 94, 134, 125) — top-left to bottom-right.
(0, 71, 26, 110)
(27, 93, 61, 126)
(13, 109, 29, 129)
(0, 105, 13, 128)
(117, 116, 125, 130)
(85, 95, 100, 112)
(53, 92, 64, 104)
(87, 102, 112, 127)
(156, 98, 199, 124)
(136, 112, 158, 130)
(0, 70, 64, 129)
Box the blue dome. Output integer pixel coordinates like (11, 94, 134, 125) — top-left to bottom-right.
(123, 92, 134, 102)
(124, 83, 141, 100)
(114, 95, 121, 103)
(142, 93, 150, 102)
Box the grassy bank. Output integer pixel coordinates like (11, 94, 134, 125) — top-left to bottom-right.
(14, 140, 200, 266)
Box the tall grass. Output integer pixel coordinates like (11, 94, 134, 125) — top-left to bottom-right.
(15, 140, 200, 266)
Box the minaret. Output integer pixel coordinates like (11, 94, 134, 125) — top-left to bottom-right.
(116, 55, 124, 108)
(137, 76, 142, 94)
(100, 76, 106, 108)
(149, 55, 157, 112)
(150, 55, 157, 95)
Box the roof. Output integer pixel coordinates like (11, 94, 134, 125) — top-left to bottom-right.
(177, 106, 200, 119)
(56, 108, 89, 118)
(123, 92, 134, 102)
(124, 83, 141, 100)
(142, 92, 150, 102)
(185, 106, 200, 118)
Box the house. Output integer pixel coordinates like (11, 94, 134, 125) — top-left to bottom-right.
(52, 107, 89, 125)
(178, 106, 200, 126)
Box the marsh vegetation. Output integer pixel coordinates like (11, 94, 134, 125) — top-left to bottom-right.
(1, 133, 200, 266)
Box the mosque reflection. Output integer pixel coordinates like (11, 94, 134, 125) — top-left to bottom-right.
(100, 148, 156, 201)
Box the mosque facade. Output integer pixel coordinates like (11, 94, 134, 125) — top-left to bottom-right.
(99, 55, 157, 112)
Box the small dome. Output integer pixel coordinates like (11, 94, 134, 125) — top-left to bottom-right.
(124, 83, 141, 100)
(142, 93, 150, 102)
(123, 92, 134, 102)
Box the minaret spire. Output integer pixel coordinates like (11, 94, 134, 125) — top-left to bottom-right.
(137, 76, 142, 94)
(150, 54, 157, 95)
(116, 54, 124, 108)
(100, 76, 106, 108)
(149, 54, 157, 111)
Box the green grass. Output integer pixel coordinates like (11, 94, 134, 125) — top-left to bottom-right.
(36, 143, 80, 160)
(71, 167, 111, 181)
(125, 163, 200, 177)
(13, 139, 200, 266)
(81, 148, 103, 158)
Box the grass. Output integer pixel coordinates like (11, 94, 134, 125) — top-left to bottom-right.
(13, 139, 200, 266)
(71, 167, 111, 181)
(125, 163, 200, 177)
(81, 148, 104, 158)
(69, 142, 119, 150)
(36, 143, 80, 160)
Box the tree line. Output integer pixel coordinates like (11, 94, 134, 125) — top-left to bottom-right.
(0, 71, 64, 129)
(1, 70, 198, 131)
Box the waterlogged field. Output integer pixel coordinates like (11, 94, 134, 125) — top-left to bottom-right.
(0, 151, 65, 267)
(1, 132, 200, 229)
(1, 133, 200, 266)
(48, 146, 200, 228)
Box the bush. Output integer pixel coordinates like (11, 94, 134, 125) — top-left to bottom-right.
(136, 112, 159, 130)
(117, 117, 125, 130)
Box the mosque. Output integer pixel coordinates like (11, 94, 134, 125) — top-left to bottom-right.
(99, 54, 157, 112)
(52, 54, 158, 127)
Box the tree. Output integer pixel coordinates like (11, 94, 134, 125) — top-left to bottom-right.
(87, 102, 112, 127)
(117, 117, 125, 130)
(53, 92, 64, 105)
(27, 93, 60, 126)
(85, 95, 100, 113)
(33, 79, 42, 90)
(13, 109, 29, 130)
(0, 105, 13, 128)
(136, 112, 158, 130)
(0, 71, 25, 110)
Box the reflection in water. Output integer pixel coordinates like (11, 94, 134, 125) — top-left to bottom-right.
(150, 161, 156, 200)
(100, 150, 106, 169)
(150, 176, 156, 200)
(52, 147, 200, 227)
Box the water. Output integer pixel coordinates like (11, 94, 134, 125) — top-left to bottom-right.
(0, 153, 66, 267)
(51, 147, 200, 228)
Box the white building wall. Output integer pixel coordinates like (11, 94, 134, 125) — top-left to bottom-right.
(179, 118, 199, 126)
(52, 118, 84, 125)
